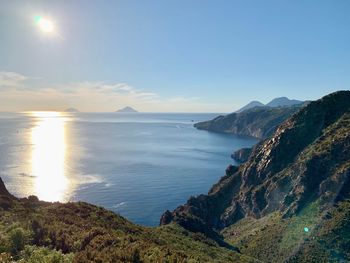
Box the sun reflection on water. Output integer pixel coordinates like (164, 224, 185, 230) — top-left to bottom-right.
(30, 112, 69, 201)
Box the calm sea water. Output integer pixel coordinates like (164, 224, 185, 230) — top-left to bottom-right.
(0, 112, 258, 226)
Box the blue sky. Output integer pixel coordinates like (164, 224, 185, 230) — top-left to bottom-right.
(0, 0, 349, 112)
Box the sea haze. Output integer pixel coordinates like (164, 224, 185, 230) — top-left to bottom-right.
(0, 112, 258, 226)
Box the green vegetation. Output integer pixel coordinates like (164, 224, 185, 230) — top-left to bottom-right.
(0, 192, 258, 262)
(222, 200, 350, 262)
(222, 201, 324, 262)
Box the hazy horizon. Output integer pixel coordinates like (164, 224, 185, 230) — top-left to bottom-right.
(0, 93, 311, 114)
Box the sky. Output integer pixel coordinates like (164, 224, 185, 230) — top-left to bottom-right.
(0, 0, 349, 112)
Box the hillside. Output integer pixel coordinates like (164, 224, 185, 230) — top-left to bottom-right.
(161, 91, 350, 262)
(0, 178, 257, 263)
(195, 105, 302, 139)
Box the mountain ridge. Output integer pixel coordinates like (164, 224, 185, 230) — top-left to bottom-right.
(161, 90, 350, 262)
(266, 97, 303, 107)
(195, 105, 303, 139)
(236, 101, 265, 113)
(236, 97, 303, 113)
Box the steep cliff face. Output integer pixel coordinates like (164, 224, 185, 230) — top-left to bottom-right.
(231, 148, 252, 163)
(161, 91, 350, 239)
(0, 178, 11, 197)
(194, 105, 302, 139)
(0, 178, 16, 210)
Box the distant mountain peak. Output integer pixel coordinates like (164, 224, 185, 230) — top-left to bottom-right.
(116, 106, 138, 113)
(236, 97, 303, 113)
(236, 101, 264, 113)
(266, 97, 303, 107)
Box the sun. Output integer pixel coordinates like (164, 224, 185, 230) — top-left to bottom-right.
(35, 16, 54, 33)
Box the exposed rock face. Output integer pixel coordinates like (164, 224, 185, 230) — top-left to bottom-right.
(0, 178, 13, 198)
(160, 210, 173, 225)
(194, 105, 302, 139)
(225, 165, 239, 176)
(231, 148, 252, 163)
(0, 178, 16, 210)
(161, 91, 350, 238)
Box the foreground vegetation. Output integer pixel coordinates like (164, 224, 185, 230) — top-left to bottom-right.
(0, 185, 258, 263)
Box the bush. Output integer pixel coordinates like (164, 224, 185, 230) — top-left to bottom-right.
(21, 245, 74, 263)
(9, 227, 29, 256)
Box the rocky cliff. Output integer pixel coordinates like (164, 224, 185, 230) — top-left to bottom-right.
(194, 105, 303, 139)
(231, 148, 252, 163)
(161, 91, 350, 262)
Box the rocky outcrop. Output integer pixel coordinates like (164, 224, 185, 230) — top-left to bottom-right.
(0, 178, 13, 198)
(195, 105, 303, 139)
(0, 178, 16, 210)
(231, 147, 252, 163)
(162, 91, 350, 238)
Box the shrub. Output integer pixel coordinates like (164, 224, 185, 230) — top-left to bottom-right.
(9, 227, 29, 256)
(21, 245, 74, 263)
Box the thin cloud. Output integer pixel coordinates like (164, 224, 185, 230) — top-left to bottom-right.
(0, 71, 28, 87)
(0, 71, 226, 112)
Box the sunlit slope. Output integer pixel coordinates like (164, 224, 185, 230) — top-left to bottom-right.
(162, 91, 350, 262)
(0, 178, 258, 263)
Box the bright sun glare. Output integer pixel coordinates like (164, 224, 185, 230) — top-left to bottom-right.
(35, 16, 54, 33)
(31, 111, 69, 201)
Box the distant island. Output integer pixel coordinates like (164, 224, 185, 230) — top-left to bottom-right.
(65, 108, 79, 112)
(115, 106, 138, 113)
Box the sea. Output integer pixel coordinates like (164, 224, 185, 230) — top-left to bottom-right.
(0, 112, 258, 226)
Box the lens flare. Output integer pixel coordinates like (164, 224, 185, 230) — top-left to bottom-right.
(35, 16, 54, 33)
